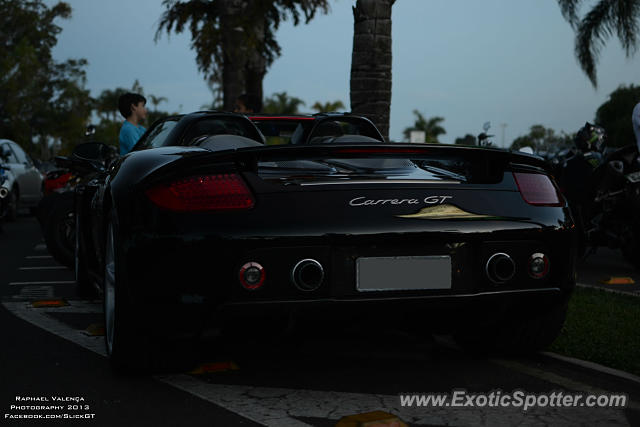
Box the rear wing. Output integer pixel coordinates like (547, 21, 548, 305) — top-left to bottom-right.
(190, 143, 550, 184)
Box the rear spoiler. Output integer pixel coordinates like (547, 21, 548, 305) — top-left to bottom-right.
(173, 143, 550, 183)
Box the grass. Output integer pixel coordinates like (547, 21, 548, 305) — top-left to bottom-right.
(549, 287, 640, 377)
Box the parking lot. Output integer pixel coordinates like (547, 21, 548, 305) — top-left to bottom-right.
(1, 215, 639, 426)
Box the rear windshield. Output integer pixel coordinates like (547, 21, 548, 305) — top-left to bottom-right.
(182, 116, 264, 145)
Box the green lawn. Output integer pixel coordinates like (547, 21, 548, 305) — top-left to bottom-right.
(549, 287, 640, 377)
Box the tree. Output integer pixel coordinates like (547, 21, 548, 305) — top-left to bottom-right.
(455, 134, 477, 145)
(595, 84, 640, 147)
(311, 100, 345, 112)
(510, 125, 573, 154)
(263, 92, 305, 114)
(402, 110, 446, 143)
(350, 0, 395, 141)
(558, 0, 640, 87)
(156, 0, 329, 110)
(0, 0, 92, 158)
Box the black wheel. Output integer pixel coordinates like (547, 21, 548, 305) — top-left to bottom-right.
(75, 213, 98, 299)
(6, 188, 18, 221)
(103, 215, 196, 373)
(42, 193, 75, 269)
(454, 300, 569, 355)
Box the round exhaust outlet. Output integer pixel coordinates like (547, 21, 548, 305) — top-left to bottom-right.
(485, 252, 516, 284)
(291, 259, 324, 291)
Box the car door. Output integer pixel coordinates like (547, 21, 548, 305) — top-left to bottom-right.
(8, 141, 42, 205)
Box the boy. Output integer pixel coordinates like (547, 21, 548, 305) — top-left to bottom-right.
(118, 93, 147, 155)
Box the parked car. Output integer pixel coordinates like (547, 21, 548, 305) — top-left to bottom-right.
(74, 112, 577, 372)
(0, 139, 43, 219)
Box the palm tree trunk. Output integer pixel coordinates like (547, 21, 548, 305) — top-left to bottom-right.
(244, 17, 266, 111)
(350, 0, 395, 141)
(220, 0, 245, 111)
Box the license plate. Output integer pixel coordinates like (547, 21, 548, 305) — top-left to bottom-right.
(626, 171, 640, 183)
(356, 256, 452, 292)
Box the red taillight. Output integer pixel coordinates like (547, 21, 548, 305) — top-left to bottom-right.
(145, 173, 255, 212)
(513, 172, 563, 206)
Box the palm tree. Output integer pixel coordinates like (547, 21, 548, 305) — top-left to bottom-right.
(311, 100, 345, 112)
(402, 110, 446, 143)
(558, 0, 640, 87)
(156, 0, 329, 110)
(350, 0, 395, 141)
(263, 92, 305, 114)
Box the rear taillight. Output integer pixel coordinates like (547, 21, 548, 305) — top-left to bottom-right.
(513, 172, 563, 206)
(145, 173, 255, 212)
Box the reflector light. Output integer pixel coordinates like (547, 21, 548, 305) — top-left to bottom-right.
(528, 253, 550, 279)
(146, 173, 254, 212)
(239, 262, 265, 290)
(513, 172, 563, 206)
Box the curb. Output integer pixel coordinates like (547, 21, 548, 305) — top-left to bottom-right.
(576, 282, 640, 297)
(541, 351, 640, 386)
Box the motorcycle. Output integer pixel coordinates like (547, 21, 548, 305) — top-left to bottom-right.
(554, 122, 640, 267)
(37, 131, 115, 273)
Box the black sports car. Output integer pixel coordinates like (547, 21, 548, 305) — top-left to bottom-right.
(74, 111, 577, 371)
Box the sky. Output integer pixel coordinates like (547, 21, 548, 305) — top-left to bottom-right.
(46, 0, 640, 147)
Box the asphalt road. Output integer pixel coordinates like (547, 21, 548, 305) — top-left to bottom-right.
(1, 215, 639, 427)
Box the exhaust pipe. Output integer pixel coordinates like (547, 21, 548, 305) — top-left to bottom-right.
(291, 259, 324, 291)
(485, 252, 516, 284)
(0, 187, 8, 199)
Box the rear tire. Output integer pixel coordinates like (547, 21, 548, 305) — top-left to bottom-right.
(104, 216, 196, 373)
(42, 193, 75, 269)
(454, 299, 568, 355)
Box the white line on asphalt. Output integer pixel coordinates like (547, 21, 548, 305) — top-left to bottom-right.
(25, 255, 53, 259)
(19, 266, 68, 270)
(2, 301, 106, 356)
(8, 281, 76, 286)
(34, 243, 47, 251)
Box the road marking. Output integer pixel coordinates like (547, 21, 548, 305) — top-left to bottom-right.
(491, 359, 640, 411)
(17, 286, 54, 299)
(34, 243, 47, 251)
(9, 281, 76, 286)
(1, 301, 632, 427)
(19, 266, 68, 270)
(25, 255, 53, 259)
(2, 301, 106, 356)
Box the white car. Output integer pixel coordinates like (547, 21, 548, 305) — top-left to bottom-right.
(0, 139, 43, 219)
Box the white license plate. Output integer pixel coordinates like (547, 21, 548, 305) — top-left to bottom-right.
(356, 256, 452, 292)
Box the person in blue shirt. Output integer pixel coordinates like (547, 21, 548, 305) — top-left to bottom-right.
(118, 93, 148, 155)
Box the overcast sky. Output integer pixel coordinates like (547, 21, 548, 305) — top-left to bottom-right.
(46, 0, 640, 146)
